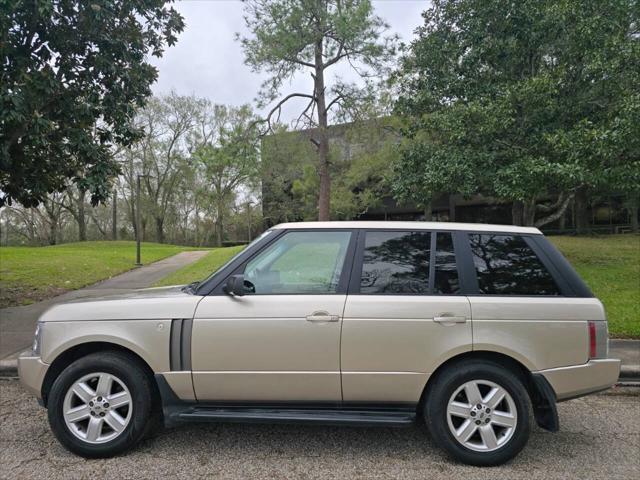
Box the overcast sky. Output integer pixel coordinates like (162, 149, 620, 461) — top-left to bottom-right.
(150, 0, 429, 121)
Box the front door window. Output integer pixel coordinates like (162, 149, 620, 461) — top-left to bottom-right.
(243, 231, 352, 294)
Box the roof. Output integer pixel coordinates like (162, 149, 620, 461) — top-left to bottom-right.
(272, 221, 542, 235)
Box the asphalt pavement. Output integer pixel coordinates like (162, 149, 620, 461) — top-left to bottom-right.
(0, 379, 638, 479)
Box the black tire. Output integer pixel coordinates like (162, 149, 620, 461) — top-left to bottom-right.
(47, 351, 154, 458)
(424, 360, 532, 466)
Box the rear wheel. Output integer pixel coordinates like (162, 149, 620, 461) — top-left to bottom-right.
(424, 360, 531, 466)
(47, 351, 153, 457)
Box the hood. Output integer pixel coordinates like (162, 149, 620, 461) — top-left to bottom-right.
(64, 285, 189, 303)
(39, 285, 202, 323)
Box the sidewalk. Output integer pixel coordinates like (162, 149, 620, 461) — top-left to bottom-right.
(610, 339, 640, 379)
(0, 250, 208, 361)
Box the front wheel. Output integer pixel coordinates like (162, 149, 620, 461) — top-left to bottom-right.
(47, 351, 153, 457)
(424, 360, 532, 466)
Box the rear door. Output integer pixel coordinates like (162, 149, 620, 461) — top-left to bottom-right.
(192, 229, 355, 402)
(341, 230, 472, 403)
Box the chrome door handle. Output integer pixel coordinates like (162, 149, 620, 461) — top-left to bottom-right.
(306, 311, 340, 322)
(434, 315, 467, 325)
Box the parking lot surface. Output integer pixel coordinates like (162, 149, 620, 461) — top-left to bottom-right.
(1, 379, 638, 479)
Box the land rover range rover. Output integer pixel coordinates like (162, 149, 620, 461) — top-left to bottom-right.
(19, 222, 620, 466)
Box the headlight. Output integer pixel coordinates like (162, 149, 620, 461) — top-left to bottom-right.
(32, 322, 43, 356)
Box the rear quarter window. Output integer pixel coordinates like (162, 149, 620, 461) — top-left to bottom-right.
(468, 234, 560, 295)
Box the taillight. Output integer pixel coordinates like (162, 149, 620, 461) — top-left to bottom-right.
(588, 321, 597, 358)
(588, 320, 608, 359)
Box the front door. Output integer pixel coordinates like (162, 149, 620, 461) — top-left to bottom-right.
(192, 230, 354, 402)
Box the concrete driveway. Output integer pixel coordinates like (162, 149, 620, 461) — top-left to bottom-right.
(0, 379, 638, 479)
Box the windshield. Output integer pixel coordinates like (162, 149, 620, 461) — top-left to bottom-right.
(186, 229, 275, 293)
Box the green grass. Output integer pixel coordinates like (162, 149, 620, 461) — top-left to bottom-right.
(549, 235, 639, 338)
(154, 246, 245, 287)
(0, 241, 198, 308)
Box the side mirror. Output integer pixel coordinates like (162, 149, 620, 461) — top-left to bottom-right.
(225, 274, 246, 297)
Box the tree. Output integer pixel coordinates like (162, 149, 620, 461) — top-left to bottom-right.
(137, 95, 200, 243)
(238, 0, 396, 220)
(393, 0, 639, 227)
(193, 104, 260, 246)
(61, 184, 89, 241)
(1, 0, 184, 207)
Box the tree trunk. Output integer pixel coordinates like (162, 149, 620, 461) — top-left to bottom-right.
(511, 200, 524, 226)
(155, 216, 164, 244)
(423, 200, 432, 221)
(315, 39, 330, 221)
(77, 189, 86, 241)
(112, 189, 118, 240)
(522, 198, 537, 226)
(215, 218, 223, 247)
(629, 194, 639, 233)
(48, 221, 57, 245)
(575, 187, 590, 234)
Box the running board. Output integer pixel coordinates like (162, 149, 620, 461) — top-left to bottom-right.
(177, 407, 416, 427)
(154, 374, 417, 428)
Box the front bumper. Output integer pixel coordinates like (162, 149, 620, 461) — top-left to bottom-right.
(18, 351, 49, 401)
(538, 359, 621, 401)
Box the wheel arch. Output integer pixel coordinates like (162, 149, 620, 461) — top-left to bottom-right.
(41, 341, 159, 409)
(418, 350, 559, 432)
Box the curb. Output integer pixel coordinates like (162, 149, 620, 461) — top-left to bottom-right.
(0, 360, 18, 377)
(620, 365, 640, 378)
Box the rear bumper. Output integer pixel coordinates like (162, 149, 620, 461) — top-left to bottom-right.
(18, 351, 49, 400)
(538, 359, 621, 402)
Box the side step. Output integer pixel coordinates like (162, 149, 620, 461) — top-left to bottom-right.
(177, 407, 417, 427)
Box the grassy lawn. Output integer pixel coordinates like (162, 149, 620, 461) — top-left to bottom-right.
(549, 235, 639, 338)
(0, 241, 198, 308)
(154, 246, 245, 287)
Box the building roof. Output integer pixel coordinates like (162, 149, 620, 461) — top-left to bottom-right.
(272, 221, 542, 235)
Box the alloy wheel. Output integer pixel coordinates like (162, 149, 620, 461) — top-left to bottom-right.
(446, 379, 517, 452)
(62, 372, 133, 444)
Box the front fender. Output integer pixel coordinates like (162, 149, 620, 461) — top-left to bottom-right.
(41, 320, 172, 373)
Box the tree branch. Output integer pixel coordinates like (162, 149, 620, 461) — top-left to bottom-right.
(257, 93, 316, 133)
(326, 94, 344, 112)
(535, 193, 575, 227)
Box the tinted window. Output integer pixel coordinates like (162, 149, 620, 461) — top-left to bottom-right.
(469, 234, 560, 295)
(360, 231, 431, 294)
(244, 231, 351, 294)
(434, 233, 460, 294)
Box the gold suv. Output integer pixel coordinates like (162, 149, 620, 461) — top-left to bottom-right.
(19, 222, 620, 466)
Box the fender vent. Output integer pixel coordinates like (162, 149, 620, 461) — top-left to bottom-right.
(169, 319, 193, 371)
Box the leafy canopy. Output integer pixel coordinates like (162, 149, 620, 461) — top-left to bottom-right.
(0, 0, 184, 207)
(393, 0, 639, 225)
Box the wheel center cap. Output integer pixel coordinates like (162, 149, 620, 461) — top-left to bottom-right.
(89, 396, 109, 413)
(471, 404, 491, 423)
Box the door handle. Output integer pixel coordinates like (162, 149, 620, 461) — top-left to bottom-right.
(434, 315, 467, 325)
(306, 311, 340, 322)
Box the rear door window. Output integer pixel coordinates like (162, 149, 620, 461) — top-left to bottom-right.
(468, 234, 560, 295)
(360, 231, 431, 294)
